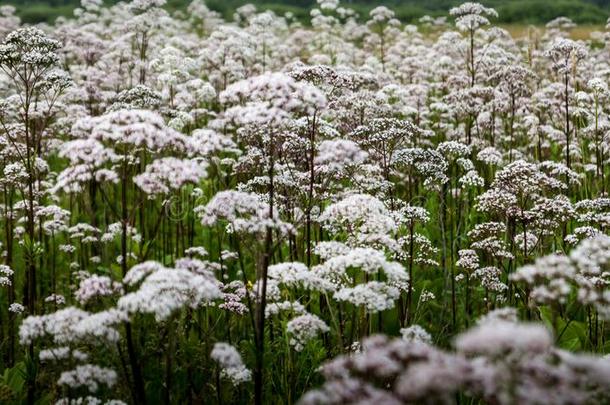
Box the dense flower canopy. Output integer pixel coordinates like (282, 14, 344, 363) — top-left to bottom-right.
(2, 0, 610, 404)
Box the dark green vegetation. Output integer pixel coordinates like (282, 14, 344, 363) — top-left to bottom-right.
(9, 0, 610, 25)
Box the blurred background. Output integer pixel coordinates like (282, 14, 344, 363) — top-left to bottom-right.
(7, 0, 610, 29)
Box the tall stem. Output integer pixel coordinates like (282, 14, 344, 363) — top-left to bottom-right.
(121, 159, 147, 405)
(564, 73, 571, 171)
(254, 132, 275, 405)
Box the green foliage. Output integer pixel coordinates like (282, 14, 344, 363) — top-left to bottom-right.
(9, 3, 74, 24)
(539, 305, 588, 350)
(9, 0, 610, 24)
(0, 362, 26, 404)
(496, 0, 608, 24)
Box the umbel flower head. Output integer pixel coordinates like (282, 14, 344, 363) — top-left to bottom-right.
(211, 342, 252, 385)
(317, 194, 396, 247)
(300, 314, 610, 405)
(0, 27, 60, 68)
(545, 38, 587, 74)
(118, 261, 222, 321)
(87, 109, 188, 153)
(450, 2, 498, 31)
(196, 190, 295, 236)
(134, 157, 208, 197)
(218, 72, 326, 126)
(286, 313, 329, 351)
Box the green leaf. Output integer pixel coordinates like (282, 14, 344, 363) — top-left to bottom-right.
(3, 362, 26, 396)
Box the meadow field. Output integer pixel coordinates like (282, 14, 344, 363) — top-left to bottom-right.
(1, 0, 610, 404)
